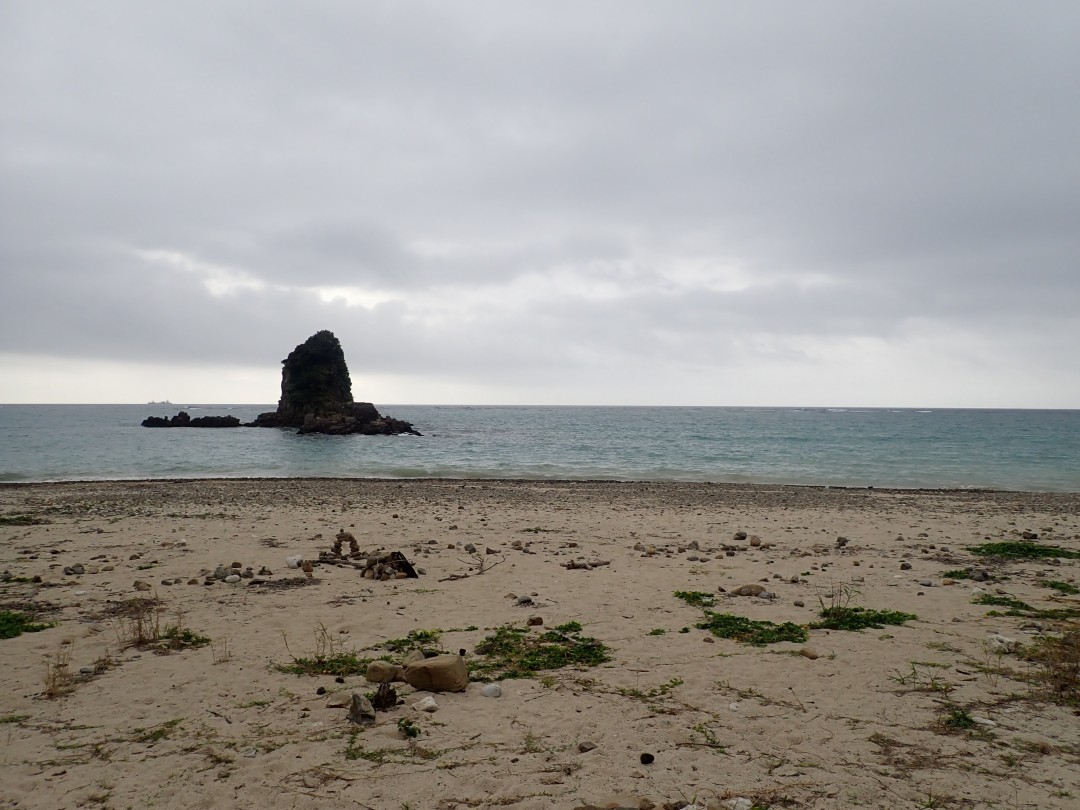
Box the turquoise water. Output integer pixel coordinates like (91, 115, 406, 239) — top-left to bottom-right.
(0, 405, 1078, 491)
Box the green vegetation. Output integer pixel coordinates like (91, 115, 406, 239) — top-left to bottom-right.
(134, 718, 182, 743)
(384, 628, 444, 653)
(697, 612, 808, 646)
(1041, 580, 1080, 596)
(969, 541, 1080, 560)
(942, 708, 976, 731)
(647, 628, 666, 636)
(0, 513, 50, 526)
(673, 590, 717, 608)
(162, 625, 210, 649)
(0, 714, 29, 724)
(974, 594, 1080, 621)
(941, 569, 973, 580)
(470, 622, 611, 680)
(0, 610, 54, 639)
(397, 718, 421, 738)
(974, 594, 1033, 612)
(810, 607, 917, 632)
(278, 651, 372, 677)
(1026, 628, 1080, 704)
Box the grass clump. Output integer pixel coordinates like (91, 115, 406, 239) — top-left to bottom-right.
(970, 542, 1080, 560)
(674, 590, 716, 609)
(810, 607, 917, 632)
(279, 624, 373, 677)
(697, 612, 808, 646)
(1026, 628, 1080, 704)
(1041, 581, 1080, 596)
(974, 594, 1033, 612)
(1, 610, 54, 639)
(941, 569, 973, 580)
(384, 628, 444, 653)
(470, 622, 611, 680)
(941, 708, 976, 731)
(0, 513, 50, 526)
(134, 718, 183, 743)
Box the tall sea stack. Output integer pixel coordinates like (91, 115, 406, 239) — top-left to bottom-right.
(248, 330, 420, 435)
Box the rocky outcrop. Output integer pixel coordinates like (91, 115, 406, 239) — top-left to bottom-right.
(142, 412, 241, 428)
(247, 330, 420, 436)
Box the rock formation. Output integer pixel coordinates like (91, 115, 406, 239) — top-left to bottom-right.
(141, 412, 241, 428)
(247, 330, 420, 436)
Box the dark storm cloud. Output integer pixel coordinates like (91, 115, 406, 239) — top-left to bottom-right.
(2, 1, 1079, 403)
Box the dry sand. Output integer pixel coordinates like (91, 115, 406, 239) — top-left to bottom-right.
(2, 479, 1079, 810)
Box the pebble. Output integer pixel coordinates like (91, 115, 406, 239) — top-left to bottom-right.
(325, 693, 351, 708)
(225, 574, 241, 584)
(578, 741, 597, 753)
(918, 580, 933, 587)
(516, 595, 533, 606)
(413, 695, 439, 713)
(900, 562, 912, 570)
(133, 580, 152, 592)
(722, 799, 753, 810)
(793, 600, 805, 607)
(479, 683, 502, 698)
(639, 752, 655, 765)
(799, 648, 819, 660)
(527, 616, 544, 626)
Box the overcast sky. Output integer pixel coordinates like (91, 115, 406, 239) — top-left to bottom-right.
(2, 1, 1078, 407)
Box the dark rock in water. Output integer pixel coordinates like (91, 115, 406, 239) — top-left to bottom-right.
(142, 411, 241, 428)
(247, 330, 420, 436)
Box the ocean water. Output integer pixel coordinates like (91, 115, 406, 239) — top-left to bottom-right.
(0, 405, 1078, 491)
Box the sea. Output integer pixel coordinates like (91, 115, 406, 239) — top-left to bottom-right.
(1, 405, 1078, 492)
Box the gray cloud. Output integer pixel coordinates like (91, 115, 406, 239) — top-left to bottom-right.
(2, 1, 1078, 405)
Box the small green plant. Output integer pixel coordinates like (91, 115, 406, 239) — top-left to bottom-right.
(279, 625, 373, 677)
(941, 569, 972, 580)
(0, 714, 29, 724)
(397, 718, 421, 738)
(384, 628, 444, 653)
(697, 612, 808, 646)
(0, 610, 54, 639)
(647, 628, 666, 636)
(969, 541, 1080, 560)
(810, 606, 917, 632)
(674, 590, 716, 608)
(470, 623, 611, 680)
(134, 718, 182, 743)
(942, 708, 976, 730)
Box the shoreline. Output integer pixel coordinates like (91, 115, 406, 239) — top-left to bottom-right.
(2, 478, 1079, 808)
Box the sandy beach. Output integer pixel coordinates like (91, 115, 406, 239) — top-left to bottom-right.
(2, 479, 1079, 810)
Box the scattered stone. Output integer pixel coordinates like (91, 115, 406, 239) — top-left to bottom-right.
(578, 741, 598, 753)
(722, 799, 753, 810)
(970, 569, 992, 582)
(734, 531, 748, 542)
(918, 580, 933, 587)
(258, 566, 273, 576)
(900, 562, 912, 570)
(225, 574, 241, 584)
(214, 565, 230, 580)
(403, 653, 469, 692)
(988, 634, 1019, 654)
(479, 683, 502, 698)
(325, 693, 351, 708)
(516, 595, 534, 606)
(527, 616, 544, 626)
(365, 660, 404, 684)
(799, 648, 819, 660)
(836, 536, 849, 548)
(347, 693, 376, 724)
(733, 584, 766, 597)
(133, 580, 152, 592)
(639, 752, 655, 765)
(793, 600, 805, 607)
(749, 535, 761, 547)
(412, 695, 439, 713)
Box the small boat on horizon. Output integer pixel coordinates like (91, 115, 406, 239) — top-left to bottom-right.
(147, 400, 173, 406)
